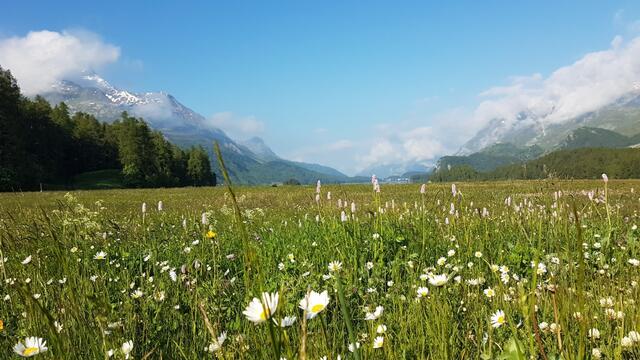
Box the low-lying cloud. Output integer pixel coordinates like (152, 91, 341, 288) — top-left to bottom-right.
(473, 35, 640, 129)
(0, 30, 120, 95)
(132, 98, 175, 124)
(206, 111, 265, 139)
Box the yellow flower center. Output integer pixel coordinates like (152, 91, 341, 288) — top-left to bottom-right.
(23, 347, 39, 356)
(0, 319, 3, 331)
(497, 315, 505, 324)
(259, 311, 267, 320)
(311, 304, 325, 313)
(206, 231, 216, 239)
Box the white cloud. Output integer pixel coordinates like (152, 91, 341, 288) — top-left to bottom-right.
(401, 127, 445, 159)
(473, 35, 640, 130)
(206, 111, 265, 139)
(0, 30, 120, 95)
(132, 97, 174, 123)
(286, 106, 474, 175)
(355, 126, 445, 172)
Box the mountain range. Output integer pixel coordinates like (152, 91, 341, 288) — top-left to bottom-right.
(40, 73, 640, 183)
(40, 74, 363, 185)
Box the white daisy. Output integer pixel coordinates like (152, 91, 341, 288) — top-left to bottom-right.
(206, 331, 227, 352)
(279, 316, 297, 327)
(483, 288, 495, 298)
(365, 305, 384, 321)
(416, 287, 429, 298)
(299, 290, 330, 319)
(328, 261, 342, 273)
(13, 337, 48, 357)
(121, 340, 133, 359)
(372, 336, 384, 349)
(243, 292, 279, 324)
(490, 310, 506, 328)
(428, 274, 448, 287)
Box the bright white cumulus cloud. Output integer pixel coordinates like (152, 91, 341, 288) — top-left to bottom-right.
(0, 30, 120, 95)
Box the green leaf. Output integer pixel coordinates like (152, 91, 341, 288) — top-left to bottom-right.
(497, 337, 527, 360)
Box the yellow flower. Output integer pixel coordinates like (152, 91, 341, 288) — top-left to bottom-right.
(206, 230, 217, 239)
(0, 319, 4, 331)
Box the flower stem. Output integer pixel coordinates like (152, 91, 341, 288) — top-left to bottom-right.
(266, 316, 281, 359)
(335, 274, 360, 360)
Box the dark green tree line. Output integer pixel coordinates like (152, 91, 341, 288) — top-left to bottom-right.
(0, 66, 216, 191)
(430, 148, 640, 182)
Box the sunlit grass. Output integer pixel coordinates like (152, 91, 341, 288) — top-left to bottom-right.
(0, 180, 639, 359)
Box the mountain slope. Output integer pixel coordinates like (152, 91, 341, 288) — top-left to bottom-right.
(432, 147, 640, 181)
(488, 147, 640, 180)
(438, 143, 543, 172)
(40, 74, 354, 185)
(238, 137, 358, 180)
(239, 137, 280, 162)
(558, 127, 634, 150)
(289, 161, 349, 178)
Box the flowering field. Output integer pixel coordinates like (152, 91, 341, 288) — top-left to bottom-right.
(0, 179, 639, 359)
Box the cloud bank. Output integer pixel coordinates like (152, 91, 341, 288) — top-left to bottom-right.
(0, 30, 120, 95)
(474, 35, 640, 129)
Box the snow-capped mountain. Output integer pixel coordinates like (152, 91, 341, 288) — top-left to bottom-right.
(459, 91, 640, 155)
(41, 74, 357, 184)
(45, 74, 241, 152)
(80, 74, 141, 105)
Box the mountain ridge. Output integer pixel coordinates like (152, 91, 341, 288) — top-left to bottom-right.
(40, 74, 359, 185)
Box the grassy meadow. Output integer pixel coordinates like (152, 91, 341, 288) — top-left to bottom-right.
(0, 179, 639, 359)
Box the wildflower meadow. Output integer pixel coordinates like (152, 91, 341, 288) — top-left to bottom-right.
(1, 177, 639, 359)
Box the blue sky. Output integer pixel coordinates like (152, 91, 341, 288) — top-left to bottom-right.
(2, 1, 640, 174)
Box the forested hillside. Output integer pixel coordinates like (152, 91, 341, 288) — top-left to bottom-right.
(431, 147, 640, 182)
(438, 143, 544, 172)
(0, 67, 215, 191)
